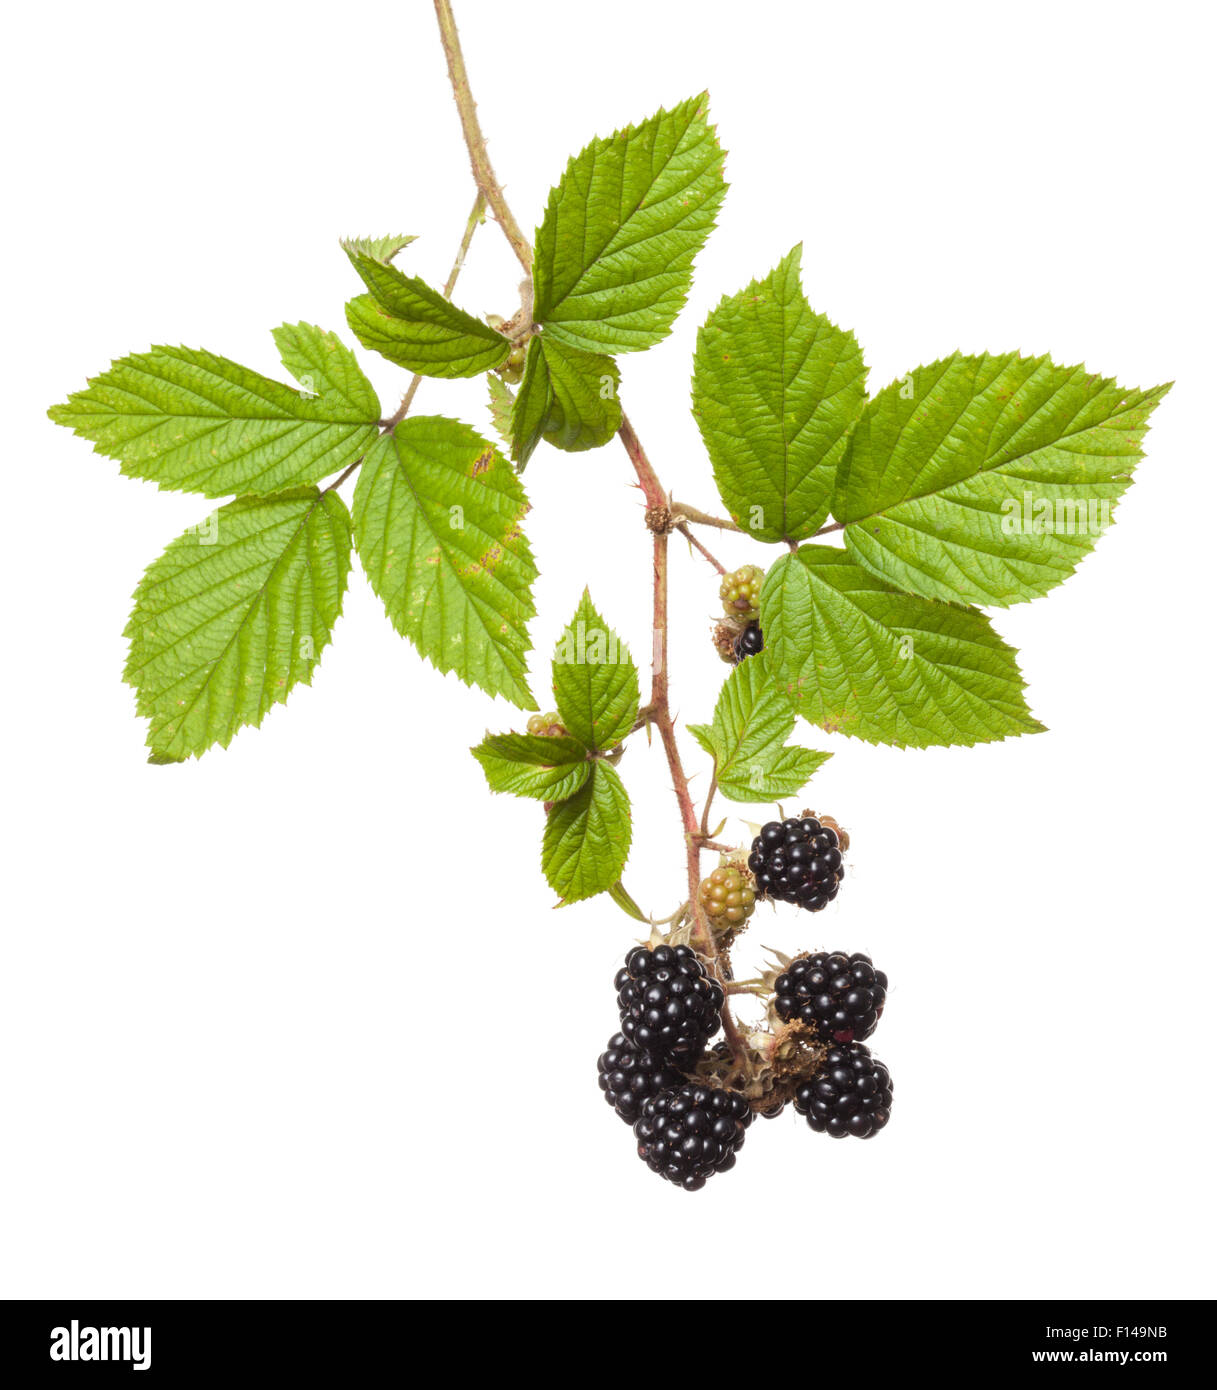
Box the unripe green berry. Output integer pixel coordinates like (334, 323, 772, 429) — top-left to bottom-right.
(527, 711, 567, 737)
(719, 565, 764, 621)
(500, 342, 527, 385)
(698, 864, 756, 932)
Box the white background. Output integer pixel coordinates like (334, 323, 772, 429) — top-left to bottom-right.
(3, 0, 1214, 1300)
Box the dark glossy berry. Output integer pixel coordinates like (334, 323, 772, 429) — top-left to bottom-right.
(634, 1084, 753, 1190)
(774, 951, 887, 1043)
(597, 1033, 685, 1124)
(794, 1043, 893, 1139)
(732, 621, 764, 663)
(614, 945, 724, 1061)
(749, 814, 846, 910)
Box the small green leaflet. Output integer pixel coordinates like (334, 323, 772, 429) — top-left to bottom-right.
(352, 416, 537, 708)
(340, 234, 416, 264)
(487, 373, 514, 447)
(509, 339, 551, 467)
(509, 336, 622, 466)
(471, 731, 591, 801)
(834, 353, 1171, 607)
(693, 246, 866, 542)
(532, 94, 726, 354)
(344, 247, 510, 378)
(542, 761, 632, 904)
(551, 590, 640, 752)
(760, 546, 1043, 749)
(689, 656, 830, 802)
(48, 325, 380, 499)
(538, 336, 622, 451)
(124, 487, 351, 761)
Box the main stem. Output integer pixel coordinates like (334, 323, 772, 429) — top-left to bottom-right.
(434, 2, 744, 1061)
(433, 0, 533, 276)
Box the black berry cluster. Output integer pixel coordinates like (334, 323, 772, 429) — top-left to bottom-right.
(793, 1043, 893, 1139)
(732, 621, 764, 663)
(748, 816, 844, 911)
(774, 951, 887, 1043)
(597, 1033, 685, 1124)
(615, 945, 724, 1061)
(634, 1084, 753, 1190)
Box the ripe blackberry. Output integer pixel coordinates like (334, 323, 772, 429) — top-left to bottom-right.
(597, 1032, 685, 1124)
(732, 621, 764, 663)
(634, 1084, 753, 1190)
(615, 945, 724, 1060)
(794, 1043, 893, 1139)
(747, 815, 845, 912)
(774, 951, 886, 1043)
(698, 864, 755, 931)
(719, 564, 764, 621)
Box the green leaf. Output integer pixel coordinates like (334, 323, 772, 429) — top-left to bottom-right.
(471, 731, 591, 801)
(533, 94, 726, 354)
(508, 338, 551, 468)
(538, 336, 622, 451)
(542, 762, 632, 904)
(552, 590, 639, 751)
(834, 353, 1171, 606)
(340, 234, 416, 264)
(344, 248, 510, 378)
(608, 880, 648, 923)
(48, 327, 380, 498)
(689, 656, 830, 802)
(692, 246, 866, 542)
(760, 546, 1044, 749)
(507, 337, 622, 467)
(487, 372, 515, 447)
(352, 416, 537, 708)
(271, 322, 381, 418)
(123, 488, 351, 761)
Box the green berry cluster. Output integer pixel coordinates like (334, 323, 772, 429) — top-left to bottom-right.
(718, 565, 764, 621)
(698, 863, 756, 929)
(527, 711, 568, 737)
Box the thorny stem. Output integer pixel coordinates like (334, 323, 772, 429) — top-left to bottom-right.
(671, 501, 740, 533)
(675, 522, 726, 574)
(433, 0, 534, 276)
(434, 3, 746, 1062)
(674, 500, 845, 542)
